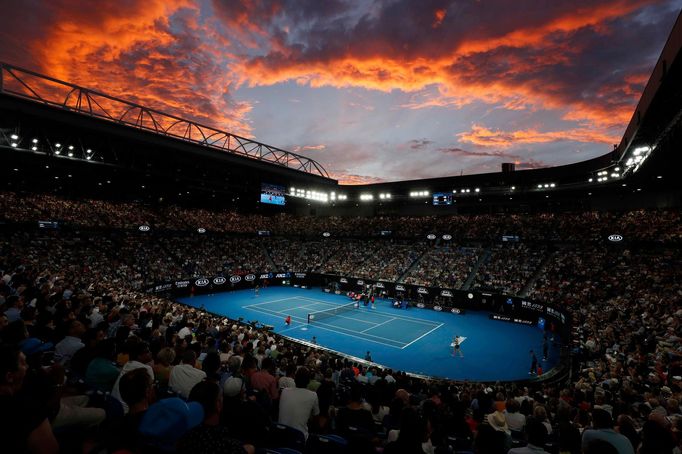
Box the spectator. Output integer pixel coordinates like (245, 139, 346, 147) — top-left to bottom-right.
(582, 408, 635, 454)
(169, 350, 207, 399)
(508, 419, 550, 453)
(54, 319, 86, 365)
(177, 381, 253, 454)
(0, 344, 58, 454)
(278, 366, 320, 440)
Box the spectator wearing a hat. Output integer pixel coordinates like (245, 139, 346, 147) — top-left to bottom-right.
(278, 366, 320, 440)
(138, 397, 203, 451)
(169, 350, 206, 399)
(177, 381, 253, 454)
(486, 409, 513, 451)
(582, 408, 634, 454)
(222, 374, 270, 447)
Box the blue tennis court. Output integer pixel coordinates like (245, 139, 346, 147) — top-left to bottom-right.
(242, 296, 443, 349)
(179, 287, 561, 381)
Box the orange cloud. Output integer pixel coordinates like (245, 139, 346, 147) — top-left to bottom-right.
(432, 9, 447, 28)
(457, 124, 619, 148)
(19, 0, 253, 136)
(333, 173, 386, 185)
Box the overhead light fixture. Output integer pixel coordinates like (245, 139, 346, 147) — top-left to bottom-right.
(10, 134, 19, 140)
(32, 138, 38, 144)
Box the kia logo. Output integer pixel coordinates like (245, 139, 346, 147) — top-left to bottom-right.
(213, 277, 226, 285)
(433, 306, 443, 312)
(195, 278, 209, 287)
(138, 225, 150, 232)
(608, 234, 623, 242)
(357, 280, 365, 285)
(441, 290, 453, 297)
(197, 227, 206, 234)
(322, 232, 331, 237)
(426, 234, 436, 240)
(229, 275, 242, 283)
(395, 285, 405, 291)
(417, 287, 428, 294)
(442, 234, 452, 240)
(245, 274, 256, 281)
(416, 303, 425, 308)
(451, 308, 461, 314)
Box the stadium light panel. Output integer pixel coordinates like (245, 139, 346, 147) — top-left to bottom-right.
(474, 188, 480, 193)
(550, 183, 556, 188)
(32, 138, 38, 144)
(55, 150, 61, 155)
(537, 184, 543, 189)
(11, 142, 17, 147)
(68, 152, 74, 157)
(10, 134, 19, 140)
(31, 146, 37, 151)
(86, 155, 92, 160)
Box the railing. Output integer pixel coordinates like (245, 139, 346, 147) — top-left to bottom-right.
(0, 62, 331, 178)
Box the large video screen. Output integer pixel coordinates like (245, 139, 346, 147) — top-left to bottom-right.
(432, 192, 454, 205)
(260, 183, 286, 205)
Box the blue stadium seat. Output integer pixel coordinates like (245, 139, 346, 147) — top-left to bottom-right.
(268, 423, 306, 452)
(307, 434, 348, 454)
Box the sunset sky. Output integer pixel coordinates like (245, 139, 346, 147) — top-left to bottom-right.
(1, 0, 680, 183)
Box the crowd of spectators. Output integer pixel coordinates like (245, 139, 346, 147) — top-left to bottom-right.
(3, 192, 682, 242)
(403, 245, 482, 288)
(472, 244, 548, 296)
(0, 191, 681, 453)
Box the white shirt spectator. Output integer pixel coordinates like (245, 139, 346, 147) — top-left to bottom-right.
(279, 387, 320, 439)
(177, 326, 192, 340)
(505, 411, 526, 432)
(169, 363, 206, 399)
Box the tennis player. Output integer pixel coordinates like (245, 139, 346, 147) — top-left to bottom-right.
(452, 335, 463, 357)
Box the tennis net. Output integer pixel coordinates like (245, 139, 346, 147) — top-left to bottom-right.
(307, 302, 357, 324)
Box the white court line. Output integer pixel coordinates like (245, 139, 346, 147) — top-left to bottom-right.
(242, 297, 300, 308)
(400, 323, 444, 349)
(297, 296, 441, 327)
(360, 317, 396, 333)
(245, 305, 405, 348)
